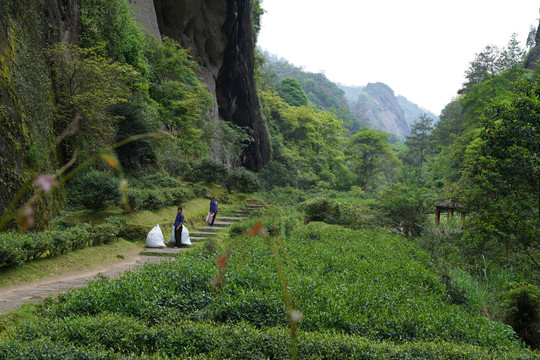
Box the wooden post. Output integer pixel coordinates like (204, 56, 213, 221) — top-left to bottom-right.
(436, 207, 441, 225)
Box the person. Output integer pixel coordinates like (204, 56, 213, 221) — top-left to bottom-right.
(209, 195, 218, 226)
(174, 207, 184, 247)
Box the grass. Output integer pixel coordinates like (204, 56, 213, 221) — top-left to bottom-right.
(0, 196, 241, 289)
(0, 239, 142, 289)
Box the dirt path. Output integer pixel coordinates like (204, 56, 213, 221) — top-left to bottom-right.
(0, 248, 180, 314)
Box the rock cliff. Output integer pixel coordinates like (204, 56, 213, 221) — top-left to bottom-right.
(150, 0, 270, 170)
(351, 82, 410, 138)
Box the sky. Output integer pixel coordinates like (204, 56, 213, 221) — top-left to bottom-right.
(257, 0, 540, 115)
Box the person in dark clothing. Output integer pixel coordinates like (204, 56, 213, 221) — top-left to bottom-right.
(209, 195, 218, 226)
(174, 207, 184, 247)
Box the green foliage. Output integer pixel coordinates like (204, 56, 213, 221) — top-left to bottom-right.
(224, 168, 261, 193)
(279, 77, 308, 106)
(185, 158, 229, 184)
(1, 314, 535, 359)
(0, 218, 123, 269)
(146, 36, 213, 157)
(257, 161, 295, 189)
(257, 186, 307, 206)
(110, 101, 160, 173)
(260, 90, 348, 190)
(67, 170, 120, 212)
(459, 78, 540, 267)
(402, 113, 434, 183)
(79, 0, 147, 69)
(47, 42, 139, 163)
(378, 183, 435, 237)
(302, 198, 376, 229)
(499, 282, 540, 349)
(125, 186, 194, 211)
(344, 128, 400, 190)
(128, 172, 180, 189)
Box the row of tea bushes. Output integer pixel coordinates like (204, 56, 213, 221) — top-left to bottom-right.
(0, 218, 123, 269)
(37, 221, 527, 351)
(1, 313, 537, 359)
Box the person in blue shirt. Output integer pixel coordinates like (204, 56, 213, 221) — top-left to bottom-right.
(174, 207, 184, 247)
(209, 195, 218, 226)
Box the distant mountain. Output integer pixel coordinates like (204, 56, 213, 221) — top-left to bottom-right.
(349, 82, 410, 138)
(262, 52, 438, 138)
(340, 83, 440, 138)
(396, 95, 440, 127)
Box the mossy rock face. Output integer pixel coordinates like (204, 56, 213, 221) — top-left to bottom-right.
(0, 0, 79, 230)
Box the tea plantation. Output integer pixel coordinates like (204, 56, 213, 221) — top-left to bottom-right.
(0, 217, 537, 359)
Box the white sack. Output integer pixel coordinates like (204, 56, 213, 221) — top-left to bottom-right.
(181, 226, 191, 246)
(146, 224, 166, 248)
(169, 226, 191, 246)
(168, 226, 176, 244)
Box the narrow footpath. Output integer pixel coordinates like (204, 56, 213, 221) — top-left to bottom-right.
(0, 204, 262, 314)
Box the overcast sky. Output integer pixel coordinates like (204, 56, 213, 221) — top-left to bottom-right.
(257, 0, 540, 115)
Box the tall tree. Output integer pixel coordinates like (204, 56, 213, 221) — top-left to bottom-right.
(402, 113, 433, 183)
(459, 79, 539, 268)
(460, 45, 502, 94)
(279, 77, 308, 107)
(344, 129, 400, 190)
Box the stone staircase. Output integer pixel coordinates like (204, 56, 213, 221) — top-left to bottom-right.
(189, 202, 265, 242)
(143, 201, 265, 255)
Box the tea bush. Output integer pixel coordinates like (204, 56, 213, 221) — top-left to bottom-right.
(0, 219, 123, 269)
(37, 221, 526, 351)
(303, 197, 377, 229)
(2, 314, 537, 359)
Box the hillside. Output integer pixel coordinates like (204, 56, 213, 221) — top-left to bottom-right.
(0, 212, 537, 359)
(261, 54, 439, 138)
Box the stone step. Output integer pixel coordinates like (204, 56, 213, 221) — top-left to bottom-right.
(190, 231, 217, 236)
(231, 210, 251, 215)
(189, 237, 206, 242)
(245, 204, 265, 208)
(217, 216, 244, 221)
(196, 226, 226, 232)
(211, 221, 235, 226)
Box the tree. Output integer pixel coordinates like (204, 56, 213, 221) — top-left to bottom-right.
(344, 129, 400, 190)
(146, 37, 213, 157)
(279, 77, 308, 107)
(460, 45, 502, 94)
(47, 42, 138, 164)
(378, 183, 434, 237)
(498, 33, 525, 71)
(459, 79, 540, 268)
(402, 113, 433, 183)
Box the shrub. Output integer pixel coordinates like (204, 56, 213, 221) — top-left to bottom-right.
(0, 233, 26, 269)
(302, 198, 375, 229)
(67, 170, 120, 212)
(118, 224, 148, 241)
(258, 161, 294, 189)
(377, 183, 435, 237)
(499, 282, 540, 349)
(258, 186, 307, 206)
(128, 172, 180, 189)
(185, 158, 229, 184)
(224, 168, 261, 193)
(126, 187, 195, 211)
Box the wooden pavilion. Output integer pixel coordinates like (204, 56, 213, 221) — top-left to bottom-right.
(435, 201, 465, 225)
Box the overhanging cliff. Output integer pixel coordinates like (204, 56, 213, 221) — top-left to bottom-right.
(150, 0, 270, 171)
